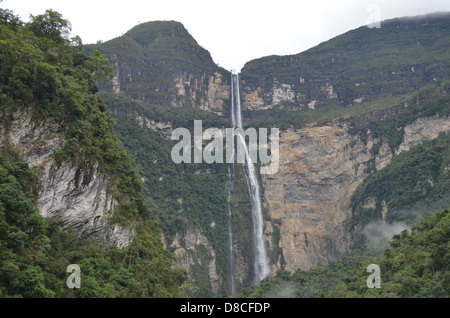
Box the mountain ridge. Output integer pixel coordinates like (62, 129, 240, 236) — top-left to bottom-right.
(90, 12, 450, 296)
(86, 20, 230, 113)
(0, 7, 186, 298)
(1, 5, 449, 298)
(239, 11, 450, 120)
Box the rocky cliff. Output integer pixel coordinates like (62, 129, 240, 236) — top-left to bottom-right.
(234, 13, 450, 275)
(89, 14, 450, 295)
(240, 13, 450, 113)
(0, 109, 133, 247)
(166, 224, 222, 294)
(87, 21, 231, 116)
(262, 113, 450, 273)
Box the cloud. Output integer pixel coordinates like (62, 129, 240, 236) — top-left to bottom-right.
(264, 281, 298, 298)
(362, 220, 410, 254)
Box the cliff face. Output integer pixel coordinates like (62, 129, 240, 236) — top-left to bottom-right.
(89, 15, 450, 295)
(241, 78, 338, 111)
(165, 224, 222, 294)
(108, 62, 230, 116)
(0, 109, 133, 247)
(87, 21, 231, 116)
(263, 114, 450, 272)
(240, 13, 450, 113)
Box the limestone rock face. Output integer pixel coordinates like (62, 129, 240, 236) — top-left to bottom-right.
(398, 115, 450, 153)
(241, 78, 339, 111)
(171, 70, 229, 116)
(37, 160, 133, 248)
(262, 114, 450, 273)
(173, 71, 230, 116)
(262, 123, 364, 272)
(166, 225, 221, 294)
(0, 110, 133, 247)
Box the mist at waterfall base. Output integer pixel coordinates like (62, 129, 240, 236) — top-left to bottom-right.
(362, 195, 450, 255)
(362, 221, 410, 255)
(227, 74, 270, 294)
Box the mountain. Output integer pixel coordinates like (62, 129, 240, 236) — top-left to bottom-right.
(1, 4, 449, 298)
(86, 21, 230, 116)
(87, 21, 254, 295)
(90, 14, 450, 296)
(237, 13, 450, 280)
(0, 8, 184, 297)
(240, 12, 450, 119)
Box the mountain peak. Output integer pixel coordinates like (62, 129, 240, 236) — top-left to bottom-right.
(124, 20, 195, 47)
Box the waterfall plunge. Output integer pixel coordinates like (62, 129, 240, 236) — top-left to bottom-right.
(228, 73, 270, 290)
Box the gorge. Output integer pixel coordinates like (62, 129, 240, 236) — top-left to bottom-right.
(1, 6, 449, 298)
(90, 13, 450, 296)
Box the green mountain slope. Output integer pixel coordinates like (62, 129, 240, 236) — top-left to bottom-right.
(352, 132, 450, 226)
(86, 21, 229, 107)
(0, 8, 185, 297)
(100, 91, 250, 296)
(238, 208, 450, 298)
(240, 12, 450, 126)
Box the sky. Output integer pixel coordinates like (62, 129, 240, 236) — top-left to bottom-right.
(2, 0, 450, 72)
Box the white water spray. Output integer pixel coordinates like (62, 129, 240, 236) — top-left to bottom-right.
(229, 73, 270, 287)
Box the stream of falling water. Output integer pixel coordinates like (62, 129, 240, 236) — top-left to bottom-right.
(228, 73, 270, 291)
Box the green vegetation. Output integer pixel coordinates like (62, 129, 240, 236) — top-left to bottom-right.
(237, 208, 450, 298)
(0, 6, 185, 297)
(85, 21, 229, 102)
(352, 132, 450, 226)
(100, 91, 232, 296)
(241, 12, 450, 129)
(349, 80, 450, 151)
(101, 91, 228, 130)
(0, 152, 185, 297)
(0, 6, 147, 225)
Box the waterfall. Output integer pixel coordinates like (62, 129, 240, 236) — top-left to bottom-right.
(228, 73, 270, 289)
(226, 164, 236, 295)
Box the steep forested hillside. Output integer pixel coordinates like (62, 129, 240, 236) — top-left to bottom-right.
(100, 91, 249, 296)
(241, 12, 450, 115)
(0, 7, 185, 297)
(85, 21, 230, 109)
(352, 132, 450, 226)
(238, 208, 450, 298)
(2, 2, 449, 299)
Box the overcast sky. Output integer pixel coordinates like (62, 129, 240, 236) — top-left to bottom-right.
(2, 0, 450, 71)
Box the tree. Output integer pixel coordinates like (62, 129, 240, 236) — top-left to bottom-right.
(87, 49, 114, 81)
(27, 9, 71, 44)
(0, 5, 22, 29)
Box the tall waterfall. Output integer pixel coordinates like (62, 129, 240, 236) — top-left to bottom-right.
(228, 73, 270, 289)
(226, 164, 236, 295)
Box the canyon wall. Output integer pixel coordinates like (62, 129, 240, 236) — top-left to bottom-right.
(0, 109, 133, 247)
(262, 114, 450, 273)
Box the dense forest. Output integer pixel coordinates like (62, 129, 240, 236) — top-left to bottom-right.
(237, 208, 449, 298)
(0, 7, 185, 297)
(1, 3, 449, 299)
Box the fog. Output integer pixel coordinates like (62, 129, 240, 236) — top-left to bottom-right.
(363, 220, 410, 254)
